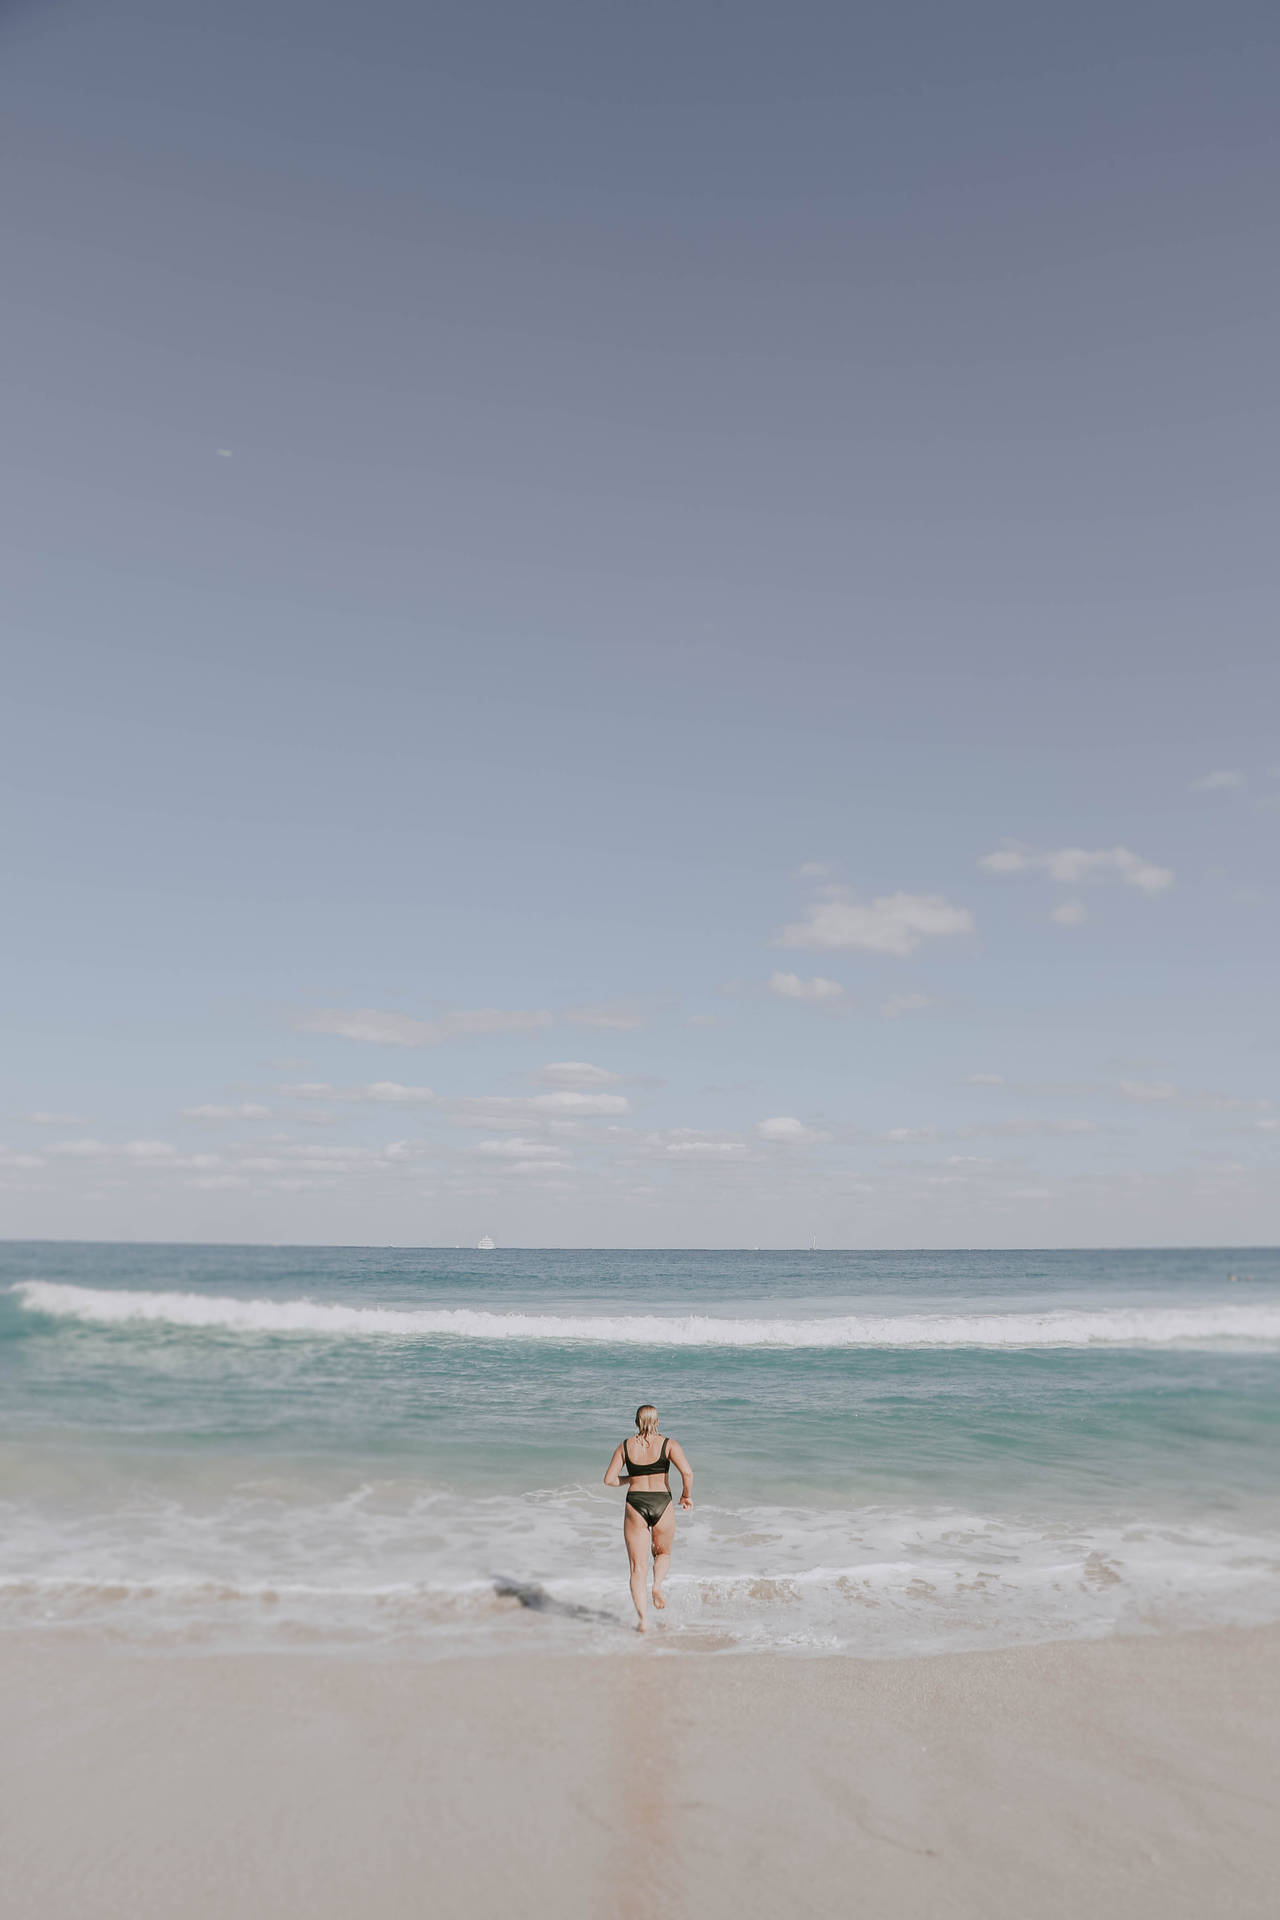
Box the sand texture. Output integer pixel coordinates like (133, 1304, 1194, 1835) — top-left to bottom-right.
(2, 1626, 1278, 1919)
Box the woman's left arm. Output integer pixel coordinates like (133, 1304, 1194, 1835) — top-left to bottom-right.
(667, 1438, 694, 1509)
(603, 1443, 626, 1487)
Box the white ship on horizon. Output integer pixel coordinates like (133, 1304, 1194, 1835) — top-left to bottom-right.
(476, 1234, 496, 1251)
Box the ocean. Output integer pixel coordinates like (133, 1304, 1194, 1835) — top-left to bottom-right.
(3, 1242, 1278, 1657)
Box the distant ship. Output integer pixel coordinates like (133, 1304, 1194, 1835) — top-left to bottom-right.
(808, 1235, 817, 1252)
(476, 1234, 496, 1251)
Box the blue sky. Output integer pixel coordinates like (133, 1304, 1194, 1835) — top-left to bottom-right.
(2, 0, 1277, 1245)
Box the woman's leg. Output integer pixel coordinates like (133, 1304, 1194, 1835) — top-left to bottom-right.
(623, 1502, 653, 1629)
(650, 1500, 675, 1608)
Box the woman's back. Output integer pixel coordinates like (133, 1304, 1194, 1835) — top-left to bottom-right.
(622, 1435, 670, 1483)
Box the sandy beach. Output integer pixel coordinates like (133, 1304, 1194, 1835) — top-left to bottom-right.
(3, 1624, 1277, 1919)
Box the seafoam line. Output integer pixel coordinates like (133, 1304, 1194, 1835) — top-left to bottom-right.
(12, 1282, 1280, 1349)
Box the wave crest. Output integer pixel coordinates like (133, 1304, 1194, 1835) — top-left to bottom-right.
(12, 1281, 1280, 1348)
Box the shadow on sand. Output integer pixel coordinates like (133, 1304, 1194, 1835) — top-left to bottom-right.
(491, 1576, 618, 1624)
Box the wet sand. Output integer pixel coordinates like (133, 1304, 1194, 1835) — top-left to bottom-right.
(2, 1625, 1277, 1919)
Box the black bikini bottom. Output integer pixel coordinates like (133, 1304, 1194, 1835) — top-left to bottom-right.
(626, 1490, 672, 1528)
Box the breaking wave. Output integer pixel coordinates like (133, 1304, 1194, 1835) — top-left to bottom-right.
(12, 1282, 1280, 1349)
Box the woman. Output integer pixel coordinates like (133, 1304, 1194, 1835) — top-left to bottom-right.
(603, 1405, 693, 1631)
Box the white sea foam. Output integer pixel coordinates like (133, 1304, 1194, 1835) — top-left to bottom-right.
(13, 1281, 1280, 1349)
(3, 1480, 1278, 1656)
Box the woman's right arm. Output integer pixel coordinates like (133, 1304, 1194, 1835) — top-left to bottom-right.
(603, 1443, 626, 1487)
(667, 1438, 694, 1509)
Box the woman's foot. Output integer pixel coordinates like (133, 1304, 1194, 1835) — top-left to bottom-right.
(652, 1587, 666, 1610)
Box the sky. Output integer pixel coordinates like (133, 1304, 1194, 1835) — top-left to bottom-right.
(2, 0, 1278, 1247)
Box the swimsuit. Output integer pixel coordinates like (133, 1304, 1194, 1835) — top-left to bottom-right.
(623, 1438, 673, 1528)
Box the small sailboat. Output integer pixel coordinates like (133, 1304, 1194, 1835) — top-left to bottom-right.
(808, 1234, 817, 1252)
(476, 1233, 496, 1251)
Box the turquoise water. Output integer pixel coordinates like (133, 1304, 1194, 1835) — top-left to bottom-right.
(3, 1243, 1278, 1655)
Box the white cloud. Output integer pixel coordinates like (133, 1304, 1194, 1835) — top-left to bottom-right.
(1050, 899, 1088, 926)
(0, 1146, 45, 1169)
(181, 1103, 272, 1121)
(777, 887, 974, 956)
(121, 1140, 180, 1161)
(49, 1138, 181, 1162)
(884, 1117, 1102, 1144)
(280, 1082, 436, 1105)
(979, 844, 1173, 894)
(474, 1137, 569, 1160)
(959, 1075, 1274, 1121)
(447, 1091, 630, 1129)
(796, 860, 832, 878)
(562, 1001, 650, 1030)
(640, 1129, 750, 1157)
(234, 1141, 427, 1175)
(768, 971, 845, 1003)
(530, 1091, 629, 1116)
(38, 1131, 441, 1186)
(362, 1082, 437, 1105)
(1191, 770, 1244, 791)
(977, 850, 1027, 875)
(1114, 1082, 1271, 1113)
(971, 1076, 1102, 1097)
(24, 1111, 87, 1126)
(532, 1061, 622, 1089)
(757, 1116, 830, 1145)
(297, 1007, 552, 1046)
(880, 993, 933, 1018)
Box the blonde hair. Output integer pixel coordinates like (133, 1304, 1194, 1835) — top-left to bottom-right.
(635, 1404, 659, 1435)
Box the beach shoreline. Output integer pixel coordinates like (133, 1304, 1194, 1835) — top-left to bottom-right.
(4, 1623, 1277, 1919)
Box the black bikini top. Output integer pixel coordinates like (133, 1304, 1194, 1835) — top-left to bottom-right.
(623, 1438, 670, 1480)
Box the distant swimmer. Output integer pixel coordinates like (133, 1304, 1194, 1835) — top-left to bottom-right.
(603, 1405, 694, 1632)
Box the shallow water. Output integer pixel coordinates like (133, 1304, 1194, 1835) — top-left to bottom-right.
(3, 1243, 1278, 1655)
